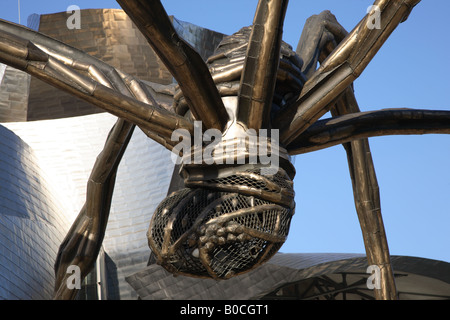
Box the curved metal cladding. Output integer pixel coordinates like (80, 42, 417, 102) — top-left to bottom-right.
(126, 253, 450, 300)
(0, 125, 71, 299)
(3, 112, 176, 300)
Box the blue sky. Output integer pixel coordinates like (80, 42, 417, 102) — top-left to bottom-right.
(1, 1, 449, 264)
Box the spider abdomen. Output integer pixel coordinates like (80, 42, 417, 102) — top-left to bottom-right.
(148, 26, 301, 279)
(148, 163, 295, 279)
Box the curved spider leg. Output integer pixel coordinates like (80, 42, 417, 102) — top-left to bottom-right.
(47, 46, 136, 300)
(289, 9, 402, 300)
(0, 21, 189, 299)
(66, 58, 179, 150)
(287, 108, 450, 154)
(273, 0, 421, 145)
(295, 10, 348, 80)
(53, 38, 185, 299)
(54, 118, 134, 300)
(116, 0, 229, 131)
(287, 9, 450, 154)
(49, 39, 195, 299)
(0, 21, 193, 146)
(331, 89, 398, 300)
(295, 22, 449, 299)
(114, 70, 180, 150)
(237, 0, 289, 130)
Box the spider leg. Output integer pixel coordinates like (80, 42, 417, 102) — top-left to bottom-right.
(332, 89, 398, 300)
(295, 10, 348, 80)
(116, 0, 229, 131)
(287, 8, 450, 154)
(237, 0, 289, 130)
(54, 118, 134, 300)
(290, 10, 403, 300)
(287, 108, 450, 154)
(274, 0, 421, 145)
(0, 20, 193, 148)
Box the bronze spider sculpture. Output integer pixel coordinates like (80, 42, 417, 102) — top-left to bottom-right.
(0, 0, 449, 300)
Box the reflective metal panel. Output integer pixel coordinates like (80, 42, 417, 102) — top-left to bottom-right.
(0, 125, 71, 299)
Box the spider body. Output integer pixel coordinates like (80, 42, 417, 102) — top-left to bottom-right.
(147, 27, 303, 279)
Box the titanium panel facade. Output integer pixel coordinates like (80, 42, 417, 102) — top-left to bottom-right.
(0, 125, 71, 299)
(127, 253, 450, 300)
(0, 65, 30, 122)
(3, 110, 176, 300)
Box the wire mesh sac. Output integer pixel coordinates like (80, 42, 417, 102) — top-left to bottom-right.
(148, 166, 295, 279)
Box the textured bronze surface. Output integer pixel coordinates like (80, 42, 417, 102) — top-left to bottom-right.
(117, 0, 229, 131)
(237, 0, 289, 130)
(274, 0, 422, 146)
